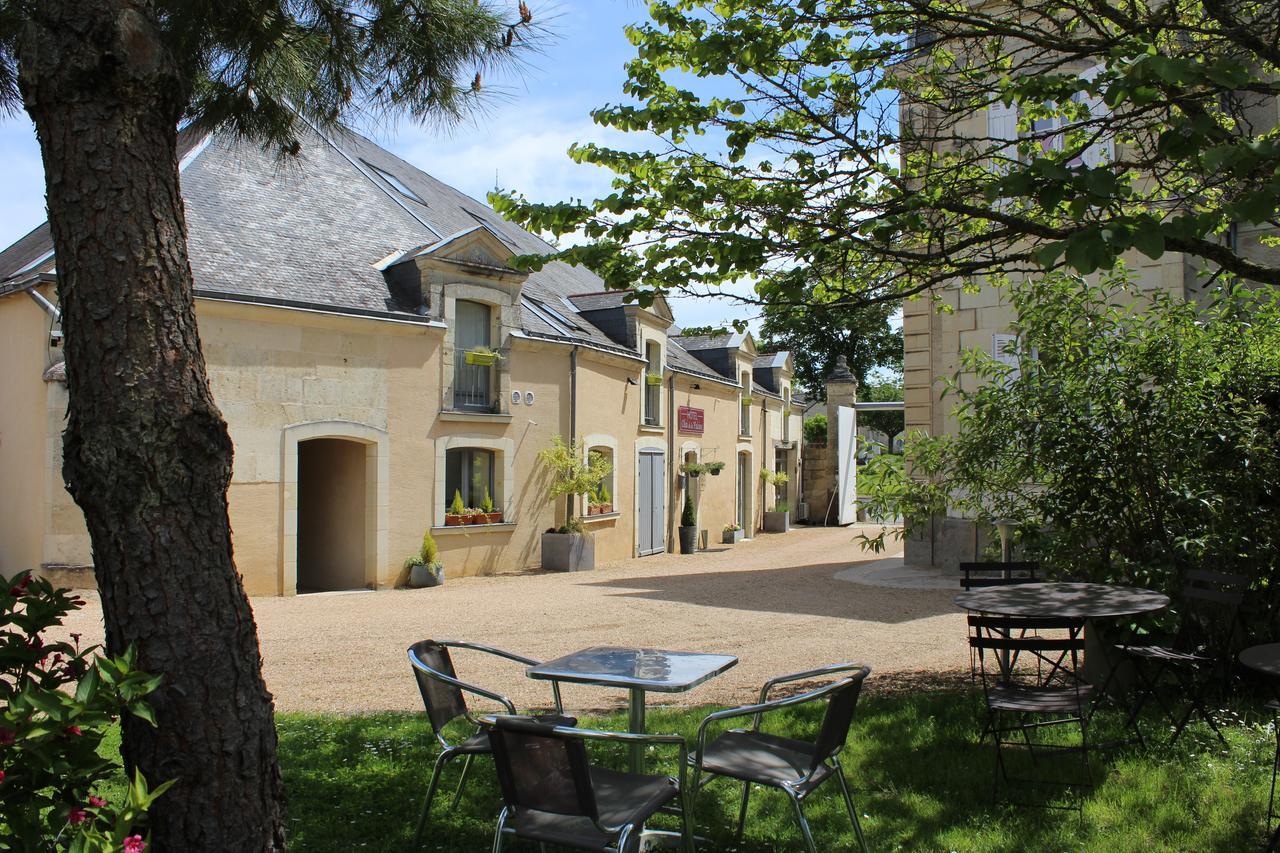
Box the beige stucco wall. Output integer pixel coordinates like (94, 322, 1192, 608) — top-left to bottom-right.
(0, 291, 52, 578)
(6, 283, 803, 594)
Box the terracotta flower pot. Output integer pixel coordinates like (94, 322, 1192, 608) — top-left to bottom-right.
(445, 515, 464, 527)
(484, 512, 503, 524)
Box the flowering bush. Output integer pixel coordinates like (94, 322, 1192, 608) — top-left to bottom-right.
(1, 571, 172, 851)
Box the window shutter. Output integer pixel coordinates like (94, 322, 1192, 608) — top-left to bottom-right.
(992, 333, 1021, 383)
(1080, 63, 1113, 168)
(987, 100, 1018, 169)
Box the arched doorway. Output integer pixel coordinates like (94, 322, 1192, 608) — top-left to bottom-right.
(296, 438, 367, 593)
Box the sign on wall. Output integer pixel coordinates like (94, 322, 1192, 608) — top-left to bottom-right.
(678, 406, 705, 434)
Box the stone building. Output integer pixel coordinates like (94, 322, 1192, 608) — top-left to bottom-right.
(0, 124, 802, 595)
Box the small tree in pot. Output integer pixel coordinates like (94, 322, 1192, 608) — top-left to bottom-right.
(761, 469, 791, 533)
(678, 490, 699, 554)
(538, 436, 612, 572)
(404, 530, 443, 588)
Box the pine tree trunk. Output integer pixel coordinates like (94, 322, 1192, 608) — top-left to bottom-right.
(16, 3, 286, 849)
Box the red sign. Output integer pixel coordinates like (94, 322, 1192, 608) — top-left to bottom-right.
(678, 406, 705, 434)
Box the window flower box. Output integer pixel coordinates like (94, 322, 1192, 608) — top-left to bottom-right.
(587, 503, 614, 516)
(740, 396, 754, 406)
(464, 348, 501, 367)
(482, 511, 504, 525)
(645, 373, 663, 386)
(444, 513, 465, 527)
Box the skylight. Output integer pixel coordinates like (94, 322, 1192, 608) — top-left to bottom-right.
(362, 160, 426, 205)
(524, 296, 585, 335)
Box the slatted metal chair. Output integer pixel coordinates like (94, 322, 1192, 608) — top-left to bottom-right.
(959, 561, 1041, 590)
(486, 715, 693, 853)
(406, 640, 569, 845)
(688, 663, 872, 853)
(970, 616, 1093, 810)
(960, 561, 1041, 679)
(1115, 569, 1247, 746)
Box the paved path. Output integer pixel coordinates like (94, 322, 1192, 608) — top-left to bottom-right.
(55, 527, 969, 714)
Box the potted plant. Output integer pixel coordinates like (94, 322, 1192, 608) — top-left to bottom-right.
(464, 346, 501, 366)
(680, 461, 706, 479)
(445, 490, 467, 526)
(722, 522, 744, 544)
(464, 506, 487, 525)
(405, 530, 444, 588)
(588, 481, 612, 515)
(707, 461, 726, 476)
(480, 489, 502, 524)
(538, 436, 612, 571)
(761, 469, 791, 532)
(678, 490, 698, 554)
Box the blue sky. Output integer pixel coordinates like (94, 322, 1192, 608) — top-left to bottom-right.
(0, 0, 768, 331)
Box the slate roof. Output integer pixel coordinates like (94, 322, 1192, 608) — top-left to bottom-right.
(0, 120, 786, 375)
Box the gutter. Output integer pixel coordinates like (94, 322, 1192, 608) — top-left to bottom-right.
(666, 372, 676, 552)
(569, 345, 578, 520)
(26, 287, 61, 322)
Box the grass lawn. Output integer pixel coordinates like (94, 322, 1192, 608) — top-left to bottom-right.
(268, 689, 1274, 852)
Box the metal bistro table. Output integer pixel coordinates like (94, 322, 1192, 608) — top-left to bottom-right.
(954, 582, 1170, 705)
(1239, 643, 1280, 852)
(527, 645, 738, 772)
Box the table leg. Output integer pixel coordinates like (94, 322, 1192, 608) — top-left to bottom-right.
(629, 687, 647, 773)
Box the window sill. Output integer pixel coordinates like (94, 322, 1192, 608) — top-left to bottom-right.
(638, 424, 665, 434)
(582, 511, 621, 525)
(432, 522, 517, 535)
(738, 433, 753, 441)
(439, 410, 513, 424)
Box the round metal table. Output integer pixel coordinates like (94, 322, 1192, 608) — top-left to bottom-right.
(954, 581, 1170, 619)
(1240, 644, 1280, 852)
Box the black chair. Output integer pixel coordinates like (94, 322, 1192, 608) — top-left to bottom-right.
(486, 715, 693, 853)
(960, 561, 1041, 679)
(970, 616, 1093, 810)
(406, 640, 570, 844)
(959, 561, 1040, 590)
(1115, 569, 1247, 746)
(689, 663, 872, 853)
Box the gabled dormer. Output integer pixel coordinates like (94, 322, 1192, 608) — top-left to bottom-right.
(380, 225, 530, 417)
(567, 291, 674, 350)
(753, 351, 793, 395)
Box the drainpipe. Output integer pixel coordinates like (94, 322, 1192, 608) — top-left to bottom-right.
(26, 287, 61, 322)
(568, 345, 578, 522)
(667, 373, 676, 552)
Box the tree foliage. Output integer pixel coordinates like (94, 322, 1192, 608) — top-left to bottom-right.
(859, 271, 1280, 625)
(493, 0, 1280, 312)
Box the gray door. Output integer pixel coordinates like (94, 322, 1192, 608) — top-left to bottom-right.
(638, 450, 665, 556)
(737, 452, 749, 529)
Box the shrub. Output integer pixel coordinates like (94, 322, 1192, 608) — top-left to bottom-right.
(803, 414, 827, 444)
(537, 436, 612, 531)
(1, 571, 172, 850)
(681, 490, 697, 528)
(860, 271, 1280, 632)
(449, 490, 466, 516)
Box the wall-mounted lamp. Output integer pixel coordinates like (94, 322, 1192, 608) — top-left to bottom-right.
(691, 383, 701, 389)
(626, 377, 638, 385)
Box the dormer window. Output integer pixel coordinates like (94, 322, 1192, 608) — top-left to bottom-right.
(643, 341, 662, 426)
(454, 300, 496, 411)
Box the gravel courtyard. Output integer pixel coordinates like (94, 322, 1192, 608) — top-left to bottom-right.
(59, 526, 969, 714)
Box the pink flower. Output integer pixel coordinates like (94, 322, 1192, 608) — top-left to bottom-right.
(123, 835, 146, 853)
(0, 728, 14, 746)
(64, 725, 82, 737)
(0, 769, 6, 782)
(8, 575, 31, 596)
(88, 795, 106, 807)
(68, 806, 88, 824)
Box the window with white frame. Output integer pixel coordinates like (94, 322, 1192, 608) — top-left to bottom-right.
(740, 371, 752, 436)
(987, 63, 1112, 171)
(643, 341, 662, 426)
(445, 447, 497, 511)
(586, 445, 616, 516)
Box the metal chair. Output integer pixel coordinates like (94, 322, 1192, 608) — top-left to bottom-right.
(689, 663, 872, 853)
(960, 561, 1041, 679)
(1115, 569, 1247, 746)
(959, 561, 1040, 590)
(970, 615, 1093, 810)
(406, 640, 569, 845)
(486, 715, 693, 853)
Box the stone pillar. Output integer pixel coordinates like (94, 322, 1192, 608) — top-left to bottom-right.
(824, 356, 858, 523)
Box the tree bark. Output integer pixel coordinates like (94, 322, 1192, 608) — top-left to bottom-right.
(16, 2, 286, 849)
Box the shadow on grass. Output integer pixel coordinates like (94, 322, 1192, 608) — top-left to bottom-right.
(277, 691, 1276, 852)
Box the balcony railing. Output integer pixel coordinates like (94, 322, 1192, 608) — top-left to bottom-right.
(453, 351, 494, 411)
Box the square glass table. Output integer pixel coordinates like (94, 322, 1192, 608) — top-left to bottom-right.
(527, 645, 738, 772)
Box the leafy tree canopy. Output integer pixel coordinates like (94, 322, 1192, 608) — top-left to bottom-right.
(492, 0, 1280, 313)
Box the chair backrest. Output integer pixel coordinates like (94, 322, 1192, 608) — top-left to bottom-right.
(959, 561, 1040, 590)
(968, 614, 1086, 689)
(487, 717, 597, 821)
(407, 640, 469, 737)
(1178, 569, 1248, 654)
(808, 666, 872, 772)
